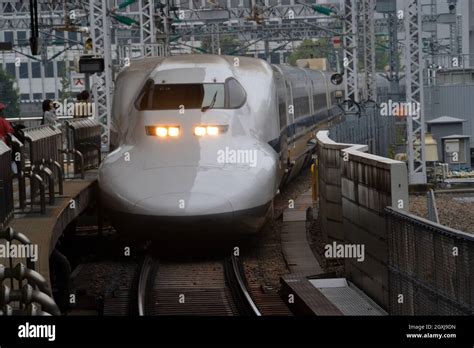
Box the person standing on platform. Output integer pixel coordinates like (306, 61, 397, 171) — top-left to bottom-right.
(42, 99, 59, 126)
(0, 103, 13, 143)
(75, 90, 91, 118)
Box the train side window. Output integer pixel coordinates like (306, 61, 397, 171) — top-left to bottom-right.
(135, 79, 154, 110)
(226, 78, 247, 108)
(313, 93, 327, 111)
(278, 96, 286, 128)
(294, 96, 309, 118)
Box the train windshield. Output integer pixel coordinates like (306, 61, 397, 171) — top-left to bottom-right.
(136, 82, 225, 110)
(135, 79, 246, 110)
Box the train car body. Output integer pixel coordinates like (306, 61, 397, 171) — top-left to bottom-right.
(98, 54, 343, 239)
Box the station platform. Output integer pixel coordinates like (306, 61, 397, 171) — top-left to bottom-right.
(8, 170, 98, 290)
(280, 189, 387, 316)
(281, 189, 322, 276)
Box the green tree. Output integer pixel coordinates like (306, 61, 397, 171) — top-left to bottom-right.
(375, 36, 390, 71)
(374, 35, 402, 72)
(288, 38, 330, 66)
(200, 35, 243, 55)
(0, 67, 20, 118)
(58, 58, 74, 101)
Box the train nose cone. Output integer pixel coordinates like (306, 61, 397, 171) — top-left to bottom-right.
(133, 192, 233, 216)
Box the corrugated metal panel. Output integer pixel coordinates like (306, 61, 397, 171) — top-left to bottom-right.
(309, 278, 387, 315)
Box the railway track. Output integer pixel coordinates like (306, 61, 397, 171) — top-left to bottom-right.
(136, 254, 261, 316)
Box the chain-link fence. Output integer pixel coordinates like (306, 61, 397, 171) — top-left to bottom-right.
(386, 207, 474, 315)
(328, 106, 397, 157)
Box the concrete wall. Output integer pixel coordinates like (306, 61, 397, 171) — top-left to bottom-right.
(317, 130, 409, 310)
(341, 144, 409, 310)
(316, 134, 366, 247)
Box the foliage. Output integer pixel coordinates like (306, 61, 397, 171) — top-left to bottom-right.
(200, 35, 243, 55)
(0, 67, 20, 118)
(58, 57, 74, 101)
(287, 38, 330, 66)
(375, 35, 401, 72)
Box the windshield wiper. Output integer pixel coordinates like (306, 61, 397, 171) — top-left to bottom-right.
(201, 91, 218, 112)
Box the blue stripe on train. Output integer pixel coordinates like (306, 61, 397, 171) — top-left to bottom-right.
(269, 106, 340, 152)
(286, 106, 340, 138)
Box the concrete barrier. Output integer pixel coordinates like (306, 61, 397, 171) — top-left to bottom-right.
(316, 130, 409, 310)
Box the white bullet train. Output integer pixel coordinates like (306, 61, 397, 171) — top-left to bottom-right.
(98, 54, 343, 239)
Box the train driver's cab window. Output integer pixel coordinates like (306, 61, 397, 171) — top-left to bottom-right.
(226, 78, 246, 108)
(135, 78, 246, 110)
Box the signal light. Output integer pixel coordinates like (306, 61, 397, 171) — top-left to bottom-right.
(79, 56, 105, 74)
(331, 73, 344, 86)
(84, 38, 93, 52)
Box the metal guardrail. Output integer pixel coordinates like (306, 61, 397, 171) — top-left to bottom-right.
(386, 207, 474, 315)
(19, 125, 64, 213)
(0, 227, 60, 316)
(0, 141, 14, 230)
(65, 118, 102, 179)
(3, 118, 100, 215)
(7, 134, 27, 210)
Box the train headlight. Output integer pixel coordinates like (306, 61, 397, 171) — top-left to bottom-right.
(194, 126, 207, 136)
(168, 126, 180, 137)
(194, 125, 227, 136)
(206, 126, 219, 136)
(146, 126, 181, 137)
(155, 127, 168, 137)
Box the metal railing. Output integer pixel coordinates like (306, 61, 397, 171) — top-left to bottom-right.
(19, 125, 64, 212)
(7, 134, 27, 210)
(0, 141, 14, 230)
(65, 118, 102, 179)
(386, 207, 474, 315)
(3, 117, 102, 214)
